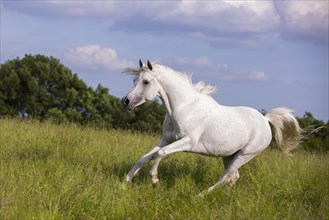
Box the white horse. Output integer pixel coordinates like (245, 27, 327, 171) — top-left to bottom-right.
(122, 60, 301, 195)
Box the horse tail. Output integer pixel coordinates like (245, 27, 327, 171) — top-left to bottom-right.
(265, 108, 302, 155)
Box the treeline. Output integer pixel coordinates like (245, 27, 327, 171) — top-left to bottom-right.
(296, 112, 328, 152)
(0, 54, 328, 151)
(0, 54, 165, 132)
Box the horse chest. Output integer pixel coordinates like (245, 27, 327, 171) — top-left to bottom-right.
(163, 116, 186, 142)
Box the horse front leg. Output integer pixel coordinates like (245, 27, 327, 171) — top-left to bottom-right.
(149, 136, 191, 186)
(125, 139, 167, 184)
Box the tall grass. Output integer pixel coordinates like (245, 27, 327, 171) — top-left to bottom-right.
(0, 118, 328, 219)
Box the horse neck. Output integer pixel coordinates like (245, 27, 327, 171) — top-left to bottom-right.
(157, 72, 196, 116)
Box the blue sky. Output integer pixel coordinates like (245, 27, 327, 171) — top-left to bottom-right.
(1, 1, 328, 121)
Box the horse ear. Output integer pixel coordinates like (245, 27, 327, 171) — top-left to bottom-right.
(147, 60, 153, 71)
(139, 59, 143, 69)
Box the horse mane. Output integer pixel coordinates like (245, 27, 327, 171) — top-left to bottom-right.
(123, 63, 217, 96)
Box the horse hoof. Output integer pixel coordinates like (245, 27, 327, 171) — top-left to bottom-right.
(152, 181, 160, 188)
(198, 191, 207, 197)
(122, 181, 132, 190)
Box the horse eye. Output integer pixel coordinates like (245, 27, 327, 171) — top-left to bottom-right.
(143, 80, 150, 85)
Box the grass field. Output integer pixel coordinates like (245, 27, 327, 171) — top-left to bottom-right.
(0, 118, 328, 219)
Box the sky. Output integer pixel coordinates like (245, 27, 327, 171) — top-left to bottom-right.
(1, 0, 328, 121)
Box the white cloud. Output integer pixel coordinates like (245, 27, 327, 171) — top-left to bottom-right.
(274, 1, 328, 44)
(277, 1, 328, 30)
(2, 1, 129, 18)
(170, 56, 270, 82)
(64, 45, 133, 72)
(248, 71, 269, 81)
(4, 1, 328, 45)
(114, 1, 281, 47)
(173, 1, 280, 32)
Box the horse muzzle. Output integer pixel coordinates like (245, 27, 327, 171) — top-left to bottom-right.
(122, 96, 132, 110)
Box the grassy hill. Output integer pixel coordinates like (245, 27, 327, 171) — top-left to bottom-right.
(0, 118, 328, 219)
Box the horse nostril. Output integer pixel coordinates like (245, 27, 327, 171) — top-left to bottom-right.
(122, 97, 129, 106)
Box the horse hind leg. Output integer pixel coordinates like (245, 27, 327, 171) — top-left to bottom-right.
(223, 153, 240, 186)
(227, 170, 240, 186)
(199, 151, 259, 197)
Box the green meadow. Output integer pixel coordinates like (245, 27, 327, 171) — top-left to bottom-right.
(0, 118, 328, 219)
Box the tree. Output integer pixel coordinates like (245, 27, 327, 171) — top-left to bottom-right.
(0, 55, 94, 120)
(0, 54, 166, 132)
(297, 112, 329, 152)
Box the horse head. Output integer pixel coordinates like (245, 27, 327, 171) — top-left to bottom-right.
(122, 60, 159, 110)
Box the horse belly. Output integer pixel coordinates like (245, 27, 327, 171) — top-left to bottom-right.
(198, 127, 250, 157)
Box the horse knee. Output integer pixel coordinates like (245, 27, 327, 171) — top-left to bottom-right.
(156, 149, 166, 158)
